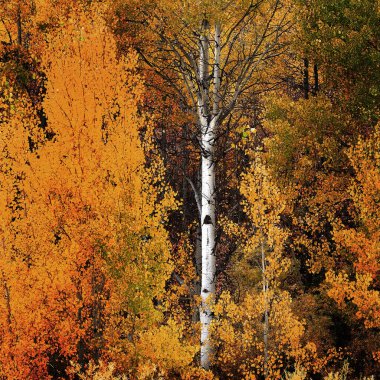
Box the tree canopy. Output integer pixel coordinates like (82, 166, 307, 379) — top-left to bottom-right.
(0, 0, 379, 379)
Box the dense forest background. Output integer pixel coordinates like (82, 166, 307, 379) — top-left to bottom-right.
(0, 0, 379, 379)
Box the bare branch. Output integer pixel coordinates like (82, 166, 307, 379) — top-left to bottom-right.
(186, 176, 202, 219)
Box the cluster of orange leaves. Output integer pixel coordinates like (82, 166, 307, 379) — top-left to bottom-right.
(0, 5, 198, 379)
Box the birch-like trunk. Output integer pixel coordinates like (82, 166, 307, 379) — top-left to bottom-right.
(199, 21, 221, 370)
(200, 120, 216, 369)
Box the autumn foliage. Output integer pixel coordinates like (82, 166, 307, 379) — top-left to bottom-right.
(0, 6, 193, 379)
(0, 0, 379, 379)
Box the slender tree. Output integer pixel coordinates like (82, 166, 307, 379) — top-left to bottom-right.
(115, 0, 290, 367)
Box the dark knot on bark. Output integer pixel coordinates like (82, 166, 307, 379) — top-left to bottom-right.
(203, 215, 212, 225)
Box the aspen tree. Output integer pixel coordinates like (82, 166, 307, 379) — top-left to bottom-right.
(116, 0, 291, 367)
(211, 157, 319, 379)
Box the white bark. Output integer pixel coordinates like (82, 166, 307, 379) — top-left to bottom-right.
(130, 1, 288, 371)
(200, 123, 216, 369)
(199, 21, 221, 370)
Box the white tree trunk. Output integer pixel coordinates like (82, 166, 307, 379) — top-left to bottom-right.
(199, 22, 221, 370)
(129, 1, 287, 370)
(200, 120, 216, 369)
